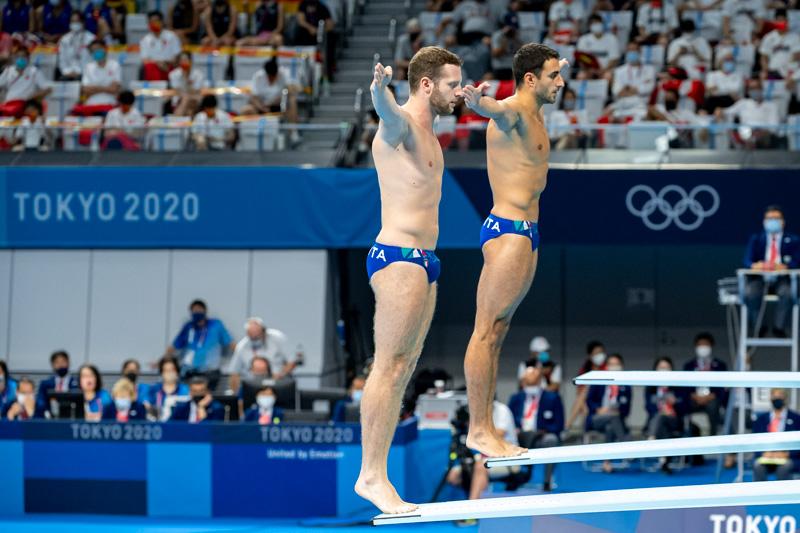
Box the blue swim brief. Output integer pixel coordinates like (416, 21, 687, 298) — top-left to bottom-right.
(480, 214, 540, 251)
(366, 243, 441, 284)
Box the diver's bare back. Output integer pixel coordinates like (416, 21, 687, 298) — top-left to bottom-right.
(486, 96, 550, 222)
(373, 112, 444, 250)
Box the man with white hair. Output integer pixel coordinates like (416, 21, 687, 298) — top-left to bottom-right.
(227, 317, 295, 392)
(518, 336, 562, 391)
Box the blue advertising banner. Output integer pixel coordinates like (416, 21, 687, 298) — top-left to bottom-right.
(1, 166, 797, 249)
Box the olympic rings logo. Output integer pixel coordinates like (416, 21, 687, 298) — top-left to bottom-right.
(625, 185, 720, 231)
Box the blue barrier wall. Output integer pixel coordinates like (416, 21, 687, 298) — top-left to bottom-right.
(2, 167, 796, 249)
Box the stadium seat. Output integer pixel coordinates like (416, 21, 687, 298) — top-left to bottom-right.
(572, 78, 609, 122)
(681, 10, 723, 42)
(130, 80, 168, 117)
(192, 52, 229, 86)
(126, 14, 150, 47)
(45, 82, 81, 120)
(237, 115, 282, 151)
(146, 115, 190, 151)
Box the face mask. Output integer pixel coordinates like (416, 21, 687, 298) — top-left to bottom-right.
(70, 22, 82, 33)
(93, 49, 106, 62)
(772, 398, 786, 410)
(257, 395, 275, 409)
(192, 394, 206, 404)
(180, 61, 191, 71)
(537, 351, 551, 363)
(115, 398, 131, 411)
(524, 386, 540, 396)
(124, 372, 137, 384)
(590, 22, 603, 34)
(352, 390, 363, 403)
(56, 367, 69, 377)
(250, 339, 263, 348)
(696, 345, 712, 358)
(749, 90, 763, 101)
(192, 312, 206, 324)
(591, 353, 606, 366)
(15, 58, 27, 71)
(409, 31, 421, 41)
(626, 51, 640, 64)
(163, 371, 178, 383)
(563, 99, 576, 111)
(149, 22, 162, 33)
(722, 61, 735, 73)
(664, 99, 677, 111)
(764, 219, 782, 234)
(17, 393, 29, 404)
(656, 366, 671, 372)
(607, 364, 623, 372)
(120, 104, 132, 114)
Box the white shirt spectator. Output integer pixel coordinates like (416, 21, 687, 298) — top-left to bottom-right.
(140, 29, 182, 62)
(759, 30, 800, 78)
(14, 115, 44, 148)
(576, 31, 620, 69)
(493, 400, 518, 445)
(251, 69, 288, 105)
(82, 60, 122, 105)
(722, 0, 765, 43)
(549, 0, 584, 41)
(104, 106, 145, 133)
(57, 29, 94, 77)
(723, 97, 780, 130)
(667, 32, 711, 75)
(706, 68, 744, 98)
(192, 108, 233, 149)
(0, 65, 50, 102)
(168, 67, 207, 105)
(548, 108, 590, 137)
(612, 63, 657, 97)
(452, 0, 494, 35)
(637, 1, 679, 36)
(228, 328, 292, 377)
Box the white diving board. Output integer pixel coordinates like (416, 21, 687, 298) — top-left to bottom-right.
(372, 480, 800, 525)
(574, 371, 800, 388)
(485, 431, 800, 468)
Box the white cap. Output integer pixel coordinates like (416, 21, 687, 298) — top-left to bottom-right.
(529, 336, 550, 353)
(244, 316, 266, 330)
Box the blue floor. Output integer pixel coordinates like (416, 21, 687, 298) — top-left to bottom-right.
(0, 460, 740, 532)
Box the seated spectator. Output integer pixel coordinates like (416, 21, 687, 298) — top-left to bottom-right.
(57, 12, 94, 81)
(12, 99, 45, 151)
(120, 359, 150, 405)
(237, 356, 272, 409)
(294, 0, 332, 46)
(168, 51, 206, 117)
(722, 0, 765, 44)
(166, 298, 235, 390)
(508, 367, 563, 490)
(35, 0, 72, 44)
(36, 350, 79, 413)
(718, 78, 782, 149)
(331, 375, 365, 422)
(752, 388, 800, 482)
(79, 363, 112, 422)
(547, 0, 585, 45)
(645, 356, 688, 472)
(244, 385, 284, 424)
(612, 43, 657, 99)
(448, 0, 494, 42)
(102, 378, 147, 422)
(575, 14, 620, 81)
(683, 332, 727, 436)
(0, 47, 51, 118)
(237, 0, 283, 47)
(0, 31, 14, 69)
(636, 0, 678, 45)
(168, 0, 200, 45)
(647, 88, 706, 147)
(759, 11, 800, 80)
(247, 58, 300, 134)
(169, 376, 224, 423)
(228, 317, 294, 392)
(565, 340, 607, 430)
(77, 40, 120, 115)
(0, 361, 17, 416)
(140, 11, 181, 81)
(517, 336, 562, 391)
(192, 94, 234, 150)
(147, 355, 189, 421)
(548, 87, 591, 150)
(451, 34, 491, 83)
(586, 353, 631, 473)
(2, 0, 33, 35)
(103, 90, 145, 149)
(5, 378, 43, 420)
(202, 0, 238, 47)
(394, 18, 426, 81)
(490, 13, 522, 81)
(705, 53, 744, 112)
(742, 206, 800, 337)
(666, 19, 711, 78)
(83, 0, 121, 42)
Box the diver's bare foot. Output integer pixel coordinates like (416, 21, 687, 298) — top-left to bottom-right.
(355, 475, 418, 514)
(466, 430, 527, 458)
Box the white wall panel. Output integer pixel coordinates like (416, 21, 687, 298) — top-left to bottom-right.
(167, 250, 250, 349)
(251, 250, 328, 378)
(0, 251, 11, 364)
(9, 251, 91, 371)
(87, 251, 170, 371)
